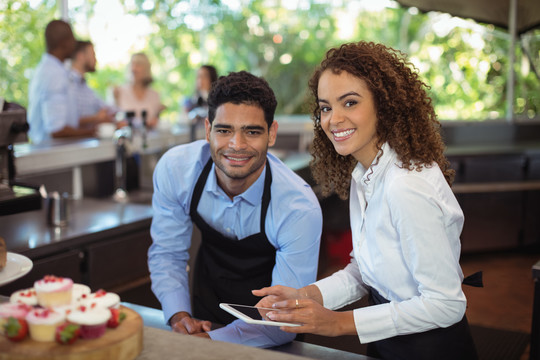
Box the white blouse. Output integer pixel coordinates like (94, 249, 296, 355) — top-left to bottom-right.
(315, 142, 466, 344)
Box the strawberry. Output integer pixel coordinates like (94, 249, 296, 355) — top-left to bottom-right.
(55, 323, 80, 345)
(3, 317, 28, 342)
(107, 308, 126, 328)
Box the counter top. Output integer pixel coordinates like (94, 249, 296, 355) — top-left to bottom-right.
(121, 302, 373, 360)
(0, 196, 153, 258)
(445, 141, 540, 157)
(13, 127, 190, 176)
(0, 296, 373, 360)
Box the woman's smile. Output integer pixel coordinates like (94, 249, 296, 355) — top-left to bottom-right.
(331, 128, 356, 141)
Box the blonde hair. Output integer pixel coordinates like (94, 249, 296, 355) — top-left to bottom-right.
(130, 52, 153, 87)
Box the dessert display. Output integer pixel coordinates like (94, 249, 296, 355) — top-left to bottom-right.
(34, 275, 73, 308)
(26, 308, 65, 342)
(67, 305, 111, 339)
(1, 274, 142, 360)
(0, 237, 6, 271)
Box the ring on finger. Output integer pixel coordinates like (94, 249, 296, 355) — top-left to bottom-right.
(295, 299, 299, 308)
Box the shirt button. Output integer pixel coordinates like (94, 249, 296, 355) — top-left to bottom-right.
(226, 227, 232, 233)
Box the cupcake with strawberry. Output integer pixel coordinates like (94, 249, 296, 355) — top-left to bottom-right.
(0, 303, 32, 335)
(67, 304, 111, 339)
(55, 322, 81, 345)
(26, 308, 65, 342)
(34, 275, 73, 308)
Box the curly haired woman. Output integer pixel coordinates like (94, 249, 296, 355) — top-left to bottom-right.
(254, 41, 478, 360)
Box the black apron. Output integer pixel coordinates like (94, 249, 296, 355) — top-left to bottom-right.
(189, 158, 276, 325)
(366, 286, 479, 360)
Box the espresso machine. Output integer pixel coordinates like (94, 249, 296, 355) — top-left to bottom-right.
(0, 102, 41, 215)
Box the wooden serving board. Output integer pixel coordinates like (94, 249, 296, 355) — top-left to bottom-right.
(0, 306, 143, 360)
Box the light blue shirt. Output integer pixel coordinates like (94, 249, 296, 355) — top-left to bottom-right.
(28, 54, 78, 144)
(148, 140, 322, 348)
(69, 70, 109, 118)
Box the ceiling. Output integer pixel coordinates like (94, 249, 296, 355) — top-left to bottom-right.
(396, 0, 540, 34)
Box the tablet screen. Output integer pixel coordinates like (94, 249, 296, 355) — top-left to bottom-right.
(227, 304, 272, 321)
(220, 303, 302, 326)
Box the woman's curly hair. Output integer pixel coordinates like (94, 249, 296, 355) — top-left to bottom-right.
(308, 41, 454, 200)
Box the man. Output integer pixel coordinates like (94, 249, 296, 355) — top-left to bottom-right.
(28, 20, 91, 144)
(148, 71, 322, 347)
(69, 40, 116, 127)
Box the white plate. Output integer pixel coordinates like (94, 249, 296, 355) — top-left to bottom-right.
(0, 253, 33, 286)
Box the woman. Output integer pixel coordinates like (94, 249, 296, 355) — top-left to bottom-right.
(114, 52, 165, 129)
(183, 64, 218, 114)
(253, 41, 478, 360)
(182, 65, 218, 140)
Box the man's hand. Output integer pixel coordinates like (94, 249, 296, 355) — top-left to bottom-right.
(95, 108, 115, 124)
(169, 312, 212, 335)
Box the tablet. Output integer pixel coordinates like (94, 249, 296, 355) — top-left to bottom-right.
(219, 303, 302, 327)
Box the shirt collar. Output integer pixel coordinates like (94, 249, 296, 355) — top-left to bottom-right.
(351, 142, 398, 186)
(206, 162, 267, 206)
(69, 69, 85, 83)
(44, 53, 68, 71)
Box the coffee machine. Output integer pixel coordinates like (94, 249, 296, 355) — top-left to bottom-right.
(0, 102, 41, 215)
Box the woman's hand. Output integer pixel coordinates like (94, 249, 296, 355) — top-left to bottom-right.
(267, 298, 355, 337)
(252, 285, 301, 308)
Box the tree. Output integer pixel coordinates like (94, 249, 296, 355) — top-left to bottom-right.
(1, 0, 538, 121)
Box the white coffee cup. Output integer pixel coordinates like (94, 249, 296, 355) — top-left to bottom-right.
(97, 123, 116, 139)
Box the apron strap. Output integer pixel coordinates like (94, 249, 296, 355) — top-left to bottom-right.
(462, 271, 483, 288)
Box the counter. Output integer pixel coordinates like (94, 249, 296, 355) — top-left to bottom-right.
(0, 196, 155, 304)
(120, 302, 374, 360)
(0, 295, 373, 360)
(0, 196, 153, 258)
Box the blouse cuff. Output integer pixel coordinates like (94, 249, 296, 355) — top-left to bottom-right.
(354, 304, 397, 343)
(314, 272, 364, 310)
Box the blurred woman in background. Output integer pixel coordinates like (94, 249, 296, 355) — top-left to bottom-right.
(114, 52, 165, 129)
(183, 64, 218, 115)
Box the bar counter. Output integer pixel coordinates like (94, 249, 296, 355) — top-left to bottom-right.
(0, 196, 154, 299)
(0, 197, 374, 359)
(121, 302, 373, 360)
(0, 296, 373, 360)
(0, 196, 153, 258)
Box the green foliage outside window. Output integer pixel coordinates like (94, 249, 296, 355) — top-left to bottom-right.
(1, 0, 538, 122)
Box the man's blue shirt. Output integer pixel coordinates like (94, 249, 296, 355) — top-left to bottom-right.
(28, 54, 78, 144)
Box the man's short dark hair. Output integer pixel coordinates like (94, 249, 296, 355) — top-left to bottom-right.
(207, 71, 277, 128)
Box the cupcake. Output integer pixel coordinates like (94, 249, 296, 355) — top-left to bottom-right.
(10, 288, 38, 306)
(52, 303, 78, 317)
(0, 303, 32, 335)
(81, 289, 120, 309)
(67, 305, 111, 339)
(34, 275, 73, 308)
(26, 308, 65, 342)
(72, 283, 91, 302)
